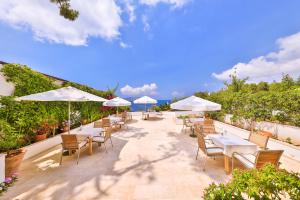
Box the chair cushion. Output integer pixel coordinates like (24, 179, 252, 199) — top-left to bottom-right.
(233, 153, 256, 169)
(92, 136, 105, 143)
(206, 147, 223, 155)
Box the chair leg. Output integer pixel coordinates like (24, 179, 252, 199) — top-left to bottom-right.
(195, 147, 199, 160)
(202, 156, 207, 171)
(77, 149, 80, 165)
(110, 137, 113, 147)
(60, 148, 63, 165)
(103, 142, 107, 153)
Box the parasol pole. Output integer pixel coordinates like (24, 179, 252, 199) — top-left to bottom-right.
(68, 101, 71, 134)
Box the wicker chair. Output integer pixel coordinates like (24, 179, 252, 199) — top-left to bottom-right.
(248, 132, 269, 150)
(117, 113, 127, 129)
(200, 119, 216, 135)
(102, 118, 111, 128)
(93, 121, 103, 128)
(182, 118, 194, 133)
(92, 127, 113, 152)
(204, 119, 214, 125)
(122, 112, 128, 121)
(232, 150, 284, 171)
(60, 134, 88, 165)
(126, 111, 133, 121)
(195, 132, 223, 170)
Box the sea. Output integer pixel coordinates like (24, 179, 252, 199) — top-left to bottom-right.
(128, 99, 171, 112)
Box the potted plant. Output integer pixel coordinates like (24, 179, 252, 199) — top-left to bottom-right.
(60, 120, 69, 132)
(81, 118, 88, 125)
(47, 116, 58, 137)
(0, 120, 26, 178)
(34, 120, 50, 141)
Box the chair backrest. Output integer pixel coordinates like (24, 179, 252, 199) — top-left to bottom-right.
(102, 118, 111, 127)
(204, 119, 213, 126)
(188, 114, 196, 118)
(196, 132, 207, 154)
(61, 134, 79, 149)
(121, 112, 127, 121)
(255, 150, 284, 169)
(104, 127, 112, 141)
(194, 125, 202, 134)
(249, 133, 269, 149)
(183, 118, 188, 125)
(257, 130, 273, 138)
(94, 121, 103, 128)
(203, 125, 215, 132)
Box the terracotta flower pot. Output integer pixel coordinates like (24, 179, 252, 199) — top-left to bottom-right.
(63, 126, 69, 132)
(35, 133, 47, 142)
(5, 149, 26, 178)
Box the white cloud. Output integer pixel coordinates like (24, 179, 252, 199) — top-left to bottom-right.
(0, 0, 122, 46)
(212, 32, 300, 83)
(142, 15, 150, 32)
(140, 0, 190, 8)
(124, 0, 136, 23)
(119, 41, 131, 48)
(120, 83, 158, 96)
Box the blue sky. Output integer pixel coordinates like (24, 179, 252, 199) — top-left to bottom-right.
(1, 0, 300, 99)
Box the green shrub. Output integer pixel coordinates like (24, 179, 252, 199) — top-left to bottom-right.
(200, 75, 300, 128)
(203, 164, 300, 200)
(0, 120, 23, 153)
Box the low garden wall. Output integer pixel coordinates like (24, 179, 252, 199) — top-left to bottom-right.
(23, 134, 62, 160)
(0, 154, 5, 182)
(224, 114, 300, 145)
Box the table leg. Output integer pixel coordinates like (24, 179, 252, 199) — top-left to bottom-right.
(224, 155, 231, 174)
(88, 137, 93, 155)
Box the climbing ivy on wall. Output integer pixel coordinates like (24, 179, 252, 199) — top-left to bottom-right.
(0, 63, 114, 152)
(1, 63, 58, 96)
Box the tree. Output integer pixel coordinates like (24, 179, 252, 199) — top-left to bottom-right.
(257, 81, 269, 91)
(194, 91, 209, 99)
(50, 0, 79, 21)
(296, 76, 300, 86)
(225, 75, 248, 92)
(281, 74, 295, 90)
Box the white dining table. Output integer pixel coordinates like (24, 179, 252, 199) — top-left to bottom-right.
(208, 134, 258, 174)
(71, 125, 104, 155)
(108, 116, 122, 124)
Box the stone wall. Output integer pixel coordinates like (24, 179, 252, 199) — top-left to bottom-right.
(0, 64, 15, 96)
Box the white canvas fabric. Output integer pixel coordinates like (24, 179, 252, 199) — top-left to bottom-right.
(15, 86, 107, 102)
(133, 96, 157, 104)
(170, 96, 221, 111)
(103, 97, 131, 107)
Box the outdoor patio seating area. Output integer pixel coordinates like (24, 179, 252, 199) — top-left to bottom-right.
(4, 112, 300, 200)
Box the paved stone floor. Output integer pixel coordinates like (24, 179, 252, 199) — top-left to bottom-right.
(3, 113, 300, 200)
